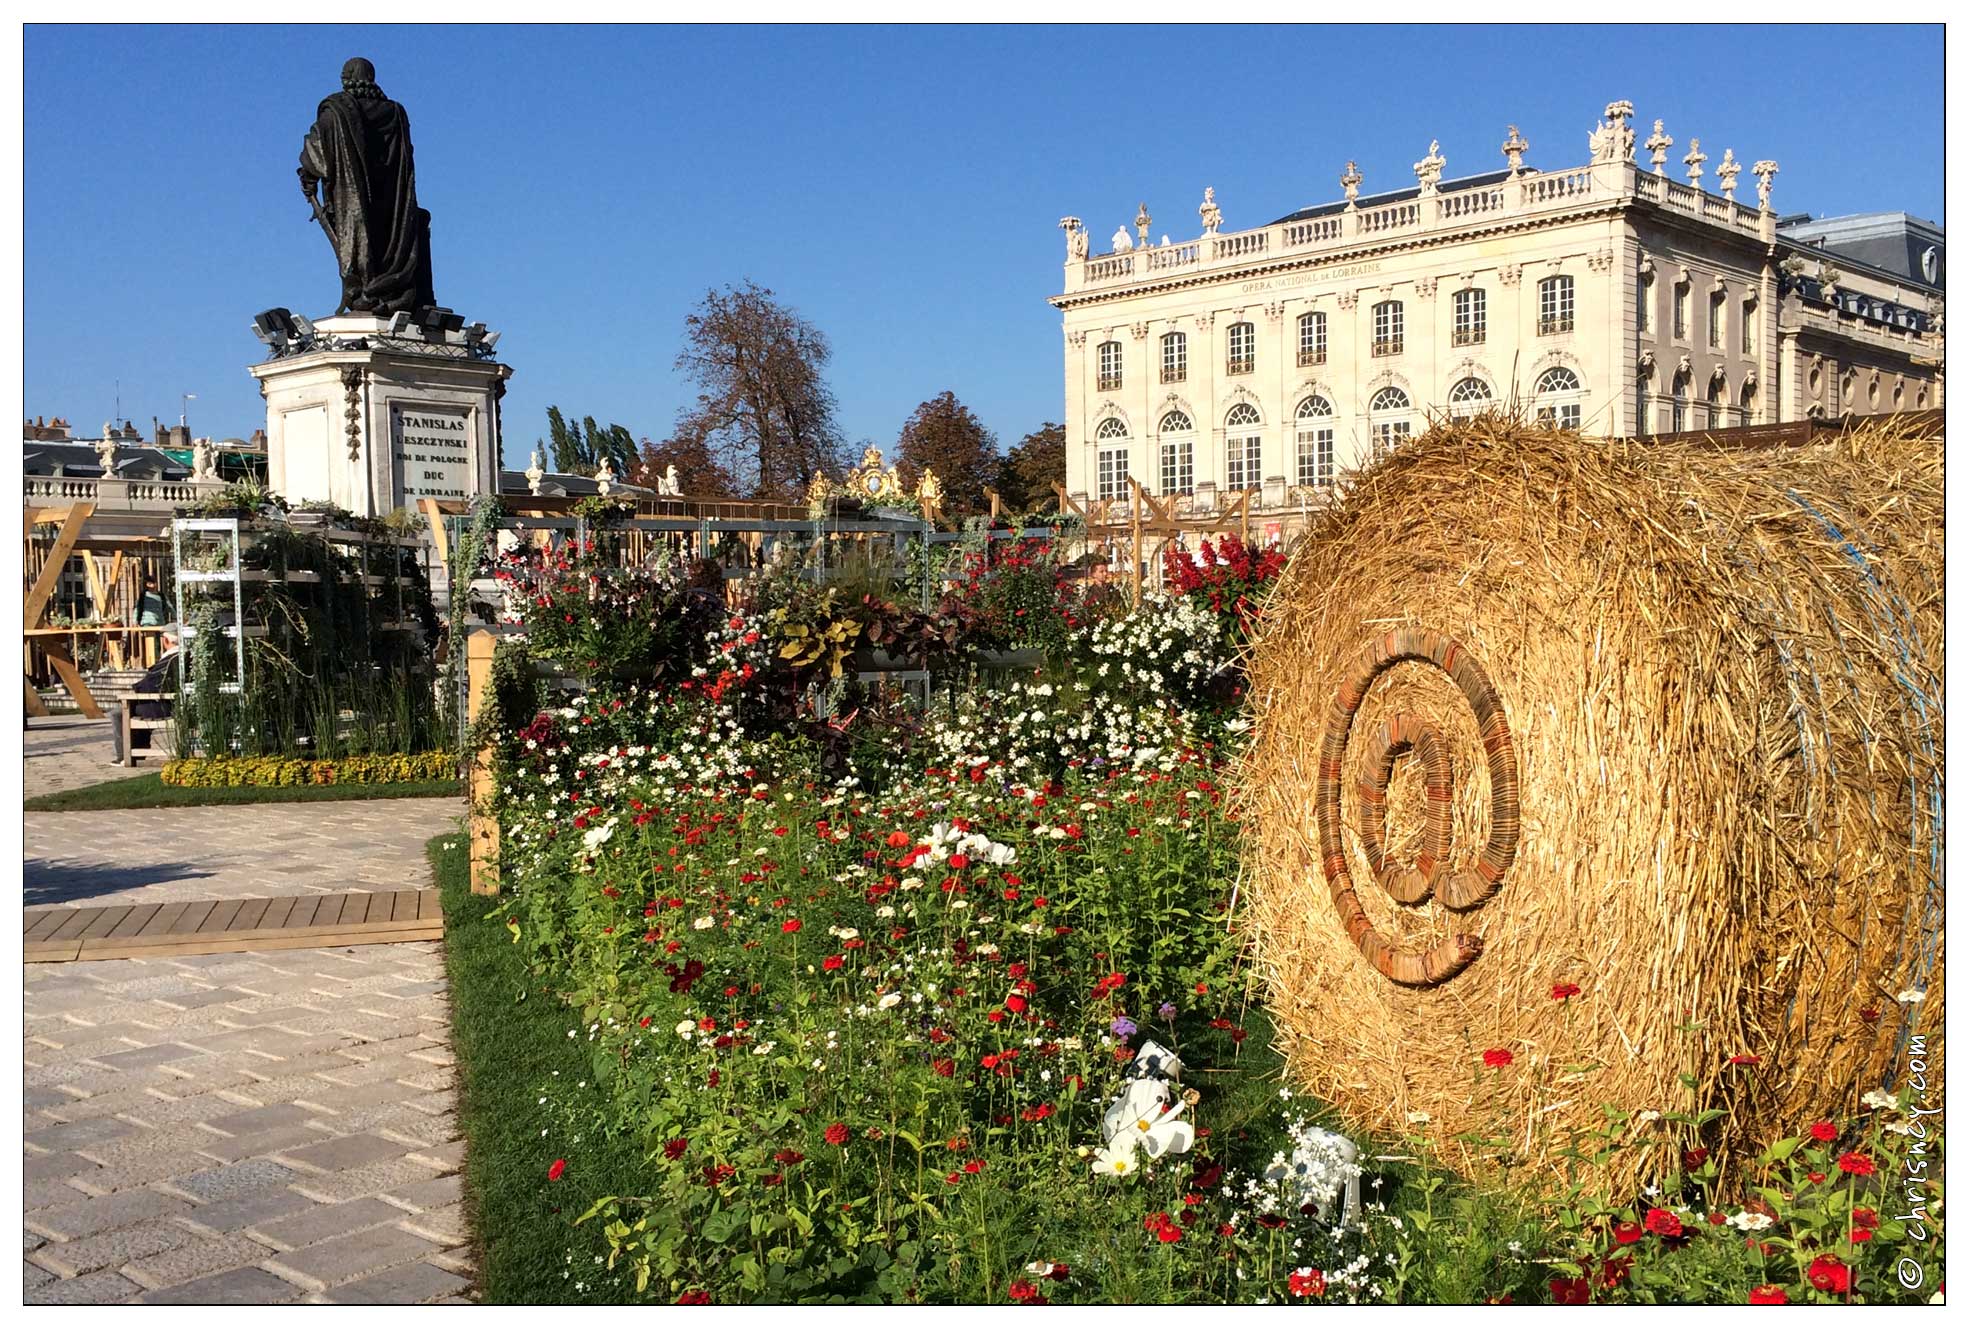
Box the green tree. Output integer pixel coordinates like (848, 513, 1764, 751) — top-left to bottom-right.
(896, 391, 999, 517)
(994, 421, 1066, 513)
(671, 282, 846, 500)
(543, 407, 639, 476)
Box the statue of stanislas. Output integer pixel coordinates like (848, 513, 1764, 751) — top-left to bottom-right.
(298, 57, 436, 317)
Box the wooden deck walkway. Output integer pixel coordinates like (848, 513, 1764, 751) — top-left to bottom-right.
(23, 888, 443, 963)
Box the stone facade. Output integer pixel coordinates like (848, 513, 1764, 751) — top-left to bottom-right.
(1050, 100, 1942, 524)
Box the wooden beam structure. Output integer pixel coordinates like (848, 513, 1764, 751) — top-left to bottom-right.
(22, 502, 105, 718)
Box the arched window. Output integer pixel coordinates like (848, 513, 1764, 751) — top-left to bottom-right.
(1368, 385, 1411, 455)
(1671, 371, 1690, 433)
(1446, 376, 1493, 418)
(1372, 301, 1404, 356)
(1538, 275, 1575, 335)
(1707, 373, 1727, 427)
(1298, 312, 1327, 366)
(1158, 411, 1194, 496)
(1636, 364, 1656, 436)
(1533, 366, 1583, 430)
(1160, 332, 1187, 384)
(1294, 396, 1335, 487)
(1095, 417, 1130, 500)
(1224, 403, 1262, 490)
(1226, 322, 1256, 375)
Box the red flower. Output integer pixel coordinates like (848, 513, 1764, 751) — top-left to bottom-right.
(1551, 982, 1581, 1000)
(1287, 1268, 1327, 1298)
(1729, 1054, 1760, 1065)
(1852, 1207, 1879, 1230)
(1006, 1279, 1040, 1303)
(933, 1057, 955, 1078)
(773, 1149, 805, 1164)
(1810, 1120, 1839, 1142)
(1548, 1277, 1591, 1306)
(1644, 1208, 1683, 1238)
(781, 918, 802, 933)
(676, 1289, 712, 1305)
(663, 1138, 689, 1160)
(1836, 1151, 1875, 1177)
(1807, 1171, 1827, 1184)
(1683, 1147, 1709, 1171)
(823, 954, 845, 971)
(1612, 1222, 1644, 1245)
(1748, 1285, 1788, 1305)
(547, 1158, 567, 1181)
(824, 1122, 851, 1147)
(1850, 1227, 1874, 1243)
(1482, 1048, 1514, 1068)
(1807, 1255, 1851, 1294)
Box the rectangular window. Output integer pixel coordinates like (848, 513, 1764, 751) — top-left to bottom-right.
(1372, 301, 1403, 356)
(1535, 403, 1583, 430)
(1638, 274, 1653, 332)
(1296, 427, 1334, 486)
(1709, 291, 1726, 348)
(1297, 312, 1326, 366)
(1227, 322, 1255, 375)
(1097, 341, 1124, 392)
(1741, 299, 1756, 356)
(1097, 447, 1129, 501)
(1671, 390, 1688, 433)
(1452, 288, 1486, 346)
(1673, 284, 1689, 339)
(1225, 434, 1261, 490)
(1371, 421, 1411, 456)
(1159, 438, 1193, 496)
(1538, 276, 1575, 335)
(1161, 333, 1186, 384)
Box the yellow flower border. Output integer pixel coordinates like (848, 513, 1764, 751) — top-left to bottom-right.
(160, 752, 456, 788)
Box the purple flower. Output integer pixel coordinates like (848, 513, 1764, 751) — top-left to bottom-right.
(1157, 1002, 1177, 1019)
(1110, 1016, 1138, 1038)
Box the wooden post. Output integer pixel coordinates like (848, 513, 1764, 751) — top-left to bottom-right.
(23, 503, 105, 717)
(1127, 479, 1145, 607)
(983, 486, 1003, 520)
(464, 628, 500, 895)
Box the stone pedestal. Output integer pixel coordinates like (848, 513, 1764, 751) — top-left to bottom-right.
(248, 314, 510, 517)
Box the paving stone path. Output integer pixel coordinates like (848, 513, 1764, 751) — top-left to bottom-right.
(24, 944, 476, 1304)
(24, 801, 459, 909)
(22, 715, 132, 800)
(21, 732, 479, 1304)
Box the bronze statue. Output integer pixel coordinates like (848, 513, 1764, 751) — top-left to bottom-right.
(298, 57, 435, 317)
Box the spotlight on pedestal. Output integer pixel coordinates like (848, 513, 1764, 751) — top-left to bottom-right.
(252, 307, 300, 354)
(479, 329, 501, 352)
(386, 311, 413, 338)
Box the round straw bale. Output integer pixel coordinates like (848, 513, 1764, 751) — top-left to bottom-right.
(1239, 415, 1943, 1188)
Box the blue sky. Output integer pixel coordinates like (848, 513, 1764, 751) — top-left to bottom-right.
(23, 23, 1943, 468)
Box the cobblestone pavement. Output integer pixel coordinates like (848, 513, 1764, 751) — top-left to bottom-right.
(24, 801, 460, 909)
(22, 715, 132, 800)
(24, 943, 476, 1304)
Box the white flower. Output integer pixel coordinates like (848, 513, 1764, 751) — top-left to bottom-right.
(674, 1020, 697, 1038)
(877, 992, 902, 1010)
(1861, 1088, 1900, 1111)
(1728, 1211, 1774, 1232)
(1897, 987, 1927, 1004)
(693, 915, 715, 930)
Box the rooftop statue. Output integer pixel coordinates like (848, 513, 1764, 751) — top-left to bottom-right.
(298, 57, 436, 317)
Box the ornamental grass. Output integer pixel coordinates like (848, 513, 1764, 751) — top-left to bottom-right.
(1239, 413, 1943, 1191)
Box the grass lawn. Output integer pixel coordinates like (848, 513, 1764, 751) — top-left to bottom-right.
(24, 773, 461, 813)
(433, 836, 648, 1305)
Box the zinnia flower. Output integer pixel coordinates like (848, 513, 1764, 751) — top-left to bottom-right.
(782, 918, 802, 933)
(1287, 1268, 1327, 1298)
(1807, 1255, 1851, 1294)
(547, 1158, 567, 1181)
(663, 1138, 689, 1160)
(1836, 1151, 1876, 1177)
(1612, 1221, 1644, 1245)
(1483, 1048, 1514, 1068)
(824, 1122, 851, 1146)
(1551, 982, 1581, 1000)
(1644, 1207, 1683, 1238)
(1748, 1285, 1788, 1305)
(1810, 1120, 1838, 1142)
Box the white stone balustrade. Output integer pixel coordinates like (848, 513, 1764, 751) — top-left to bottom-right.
(1061, 160, 1774, 295)
(25, 475, 227, 512)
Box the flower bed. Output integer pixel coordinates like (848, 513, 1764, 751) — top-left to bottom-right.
(161, 751, 454, 787)
(462, 532, 1942, 1305)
